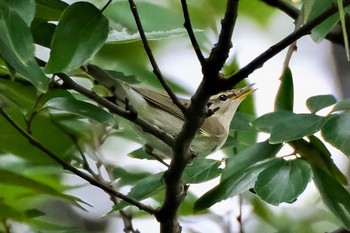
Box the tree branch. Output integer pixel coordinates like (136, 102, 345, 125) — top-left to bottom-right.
(127, 0, 187, 113)
(260, 0, 299, 19)
(261, 0, 349, 47)
(181, 0, 206, 65)
(215, 0, 350, 93)
(0, 107, 155, 215)
(205, 0, 239, 76)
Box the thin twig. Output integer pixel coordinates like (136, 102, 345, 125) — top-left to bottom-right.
(101, 0, 113, 12)
(261, 0, 349, 47)
(281, 15, 303, 75)
(180, 0, 206, 65)
(260, 0, 299, 19)
(217, 0, 350, 92)
(205, 0, 239, 75)
(25, 92, 45, 134)
(0, 107, 156, 215)
(127, 0, 187, 113)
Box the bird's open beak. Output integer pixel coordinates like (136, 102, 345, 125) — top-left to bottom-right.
(235, 83, 256, 99)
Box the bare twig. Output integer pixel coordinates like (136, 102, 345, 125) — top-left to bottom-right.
(281, 16, 303, 75)
(216, 0, 350, 93)
(127, 0, 187, 113)
(180, 0, 206, 65)
(205, 0, 239, 76)
(101, 0, 113, 12)
(0, 107, 156, 215)
(260, 0, 299, 19)
(261, 0, 349, 47)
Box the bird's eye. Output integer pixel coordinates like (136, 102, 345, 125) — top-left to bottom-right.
(219, 94, 227, 101)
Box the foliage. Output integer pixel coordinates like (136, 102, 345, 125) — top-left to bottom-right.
(0, 0, 350, 232)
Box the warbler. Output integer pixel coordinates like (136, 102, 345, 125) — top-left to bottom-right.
(87, 65, 253, 158)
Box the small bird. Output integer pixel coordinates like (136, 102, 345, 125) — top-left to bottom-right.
(87, 65, 253, 158)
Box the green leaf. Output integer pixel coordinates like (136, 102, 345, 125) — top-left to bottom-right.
(45, 2, 109, 73)
(183, 158, 221, 184)
(44, 97, 117, 127)
(332, 98, 350, 112)
(269, 113, 327, 143)
(306, 95, 337, 113)
(0, 1, 49, 92)
(0, 203, 23, 221)
(274, 67, 294, 111)
(308, 135, 347, 185)
(104, 1, 183, 32)
(312, 166, 350, 229)
(35, 0, 68, 21)
(255, 159, 312, 205)
(322, 112, 350, 156)
(106, 28, 203, 44)
(112, 172, 164, 211)
(337, 0, 350, 60)
(0, 168, 83, 205)
(252, 111, 292, 132)
(2, 0, 35, 26)
(222, 140, 283, 180)
(253, 111, 327, 143)
(30, 20, 56, 48)
(194, 141, 282, 211)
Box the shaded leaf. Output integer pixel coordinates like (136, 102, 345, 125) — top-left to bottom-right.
(35, 0, 68, 21)
(253, 111, 327, 143)
(183, 158, 221, 184)
(194, 141, 282, 211)
(269, 113, 327, 143)
(252, 111, 293, 132)
(308, 135, 347, 185)
(306, 95, 337, 113)
(0, 203, 23, 220)
(112, 172, 164, 211)
(274, 67, 294, 111)
(332, 98, 350, 112)
(255, 159, 312, 205)
(0, 1, 49, 92)
(106, 28, 203, 44)
(322, 112, 350, 156)
(312, 166, 350, 229)
(0, 169, 83, 205)
(45, 2, 108, 73)
(2, 0, 35, 26)
(44, 97, 117, 127)
(337, 0, 350, 60)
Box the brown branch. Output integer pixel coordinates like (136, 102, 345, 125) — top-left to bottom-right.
(0, 107, 155, 215)
(215, 0, 350, 93)
(205, 0, 239, 76)
(181, 0, 206, 65)
(261, 0, 349, 47)
(127, 0, 187, 113)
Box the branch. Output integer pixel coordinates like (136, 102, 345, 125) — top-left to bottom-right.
(181, 0, 206, 65)
(261, 0, 349, 47)
(205, 0, 239, 76)
(127, 0, 187, 113)
(260, 0, 299, 19)
(0, 107, 155, 215)
(216, 0, 350, 92)
(57, 72, 175, 148)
